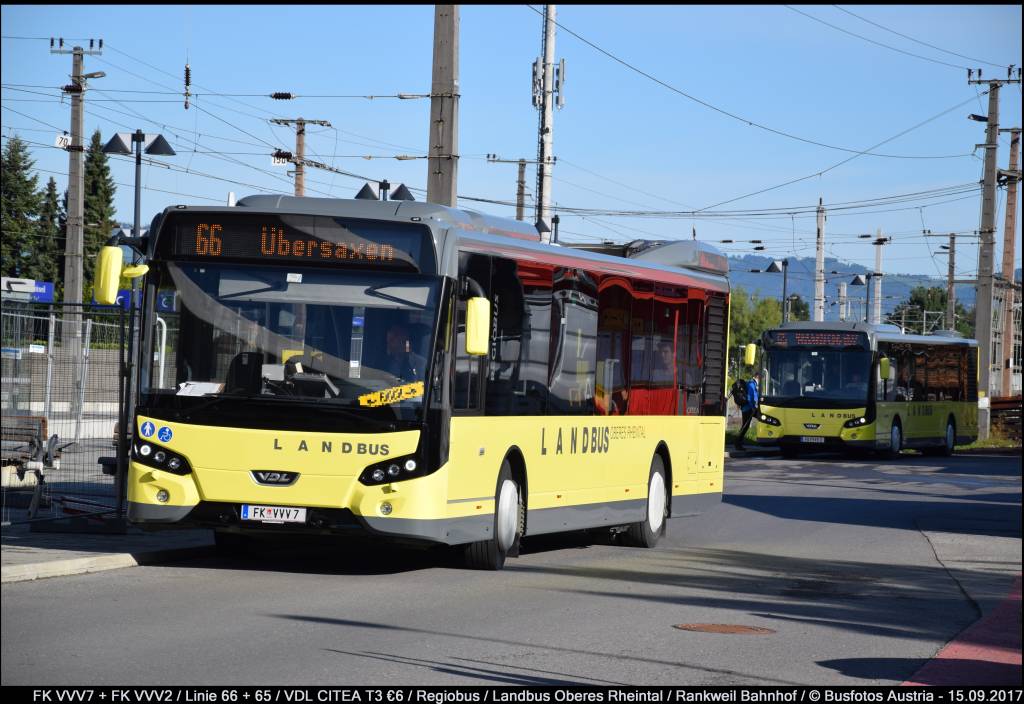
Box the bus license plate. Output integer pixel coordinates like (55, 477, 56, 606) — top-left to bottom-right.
(800, 436, 825, 444)
(241, 505, 307, 524)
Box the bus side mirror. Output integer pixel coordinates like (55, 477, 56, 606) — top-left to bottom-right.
(94, 246, 123, 305)
(744, 343, 757, 367)
(465, 297, 490, 356)
(879, 357, 890, 380)
(123, 264, 149, 279)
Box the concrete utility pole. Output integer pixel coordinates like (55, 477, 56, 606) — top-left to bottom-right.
(968, 68, 1021, 437)
(814, 197, 826, 321)
(486, 155, 537, 221)
(52, 39, 102, 315)
(946, 233, 957, 330)
(838, 282, 848, 321)
(872, 230, 887, 325)
(533, 4, 564, 241)
(270, 118, 331, 197)
(999, 128, 1020, 397)
(426, 5, 459, 207)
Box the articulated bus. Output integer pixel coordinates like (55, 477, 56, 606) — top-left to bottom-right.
(95, 195, 730, 569)
(753, 321, 978, 458)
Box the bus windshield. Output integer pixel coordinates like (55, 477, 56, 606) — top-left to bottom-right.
(763, 348, 872, 407)
(142, 261, 440, 423)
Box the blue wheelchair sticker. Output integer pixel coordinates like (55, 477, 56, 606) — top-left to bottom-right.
(157, 426, 173, 443)
(140, 421, 155, 438)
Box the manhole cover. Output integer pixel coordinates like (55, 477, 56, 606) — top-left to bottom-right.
(673, 624, 775, 635)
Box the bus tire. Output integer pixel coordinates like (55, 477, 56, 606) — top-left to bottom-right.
(881, 419, 903, 459)
(925, 418, 956, 457)
(626, 454, 667, 548)
(464, 460, 521, 571)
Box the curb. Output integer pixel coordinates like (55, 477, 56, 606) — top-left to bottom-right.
(1, 544, 214, 584)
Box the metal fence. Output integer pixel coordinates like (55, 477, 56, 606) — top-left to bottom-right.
(1, 301, 131, 525)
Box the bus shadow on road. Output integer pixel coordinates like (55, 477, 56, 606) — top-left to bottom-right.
(722, 493, 1022, 537)
(183, 529, 614, 576)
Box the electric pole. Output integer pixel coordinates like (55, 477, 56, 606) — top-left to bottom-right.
(427, 5, 459, 207)
(270, 118, 331, 197)
(872, 231, 889, 325)
(838, 282, 847, 321)
(533, 4, 564, 241)
(946, 233, 957, 330)
(968, 67, 1021, 437)
(814, 197, 826, 321)
(486, 154, 538, 221)
(999, 128, 1020, 397)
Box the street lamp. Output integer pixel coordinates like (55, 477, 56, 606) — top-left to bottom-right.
(102, 130, 174, 525)
(749, 259, 790, 322)
(849, 272, 883, 323)
(103, 130, 175, 242)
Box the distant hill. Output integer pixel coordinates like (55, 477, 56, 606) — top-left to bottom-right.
(725, 254, 977, 322)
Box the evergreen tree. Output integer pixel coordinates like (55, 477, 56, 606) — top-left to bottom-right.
(34, 177, 63, 291)
(82, 129, 117, 297)
(1, 135, 41, 278)
(891, 286, 973, 338)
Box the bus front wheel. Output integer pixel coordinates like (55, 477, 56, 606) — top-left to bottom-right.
(881, 419, 903, 459)
(626, 454, 667, 548)
(464, 461, 522, 570)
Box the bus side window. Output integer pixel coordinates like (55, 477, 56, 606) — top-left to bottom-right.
(548, 267, 597, 416)
(485, 257, 551, 415)
(596, 278, 631, 415)
(454, 252, 491, 412)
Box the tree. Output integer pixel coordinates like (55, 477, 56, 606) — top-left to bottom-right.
(33, 177, 63, 291)
(82, 129, 117, 298)
(1, 135, 41, 278)
(787, 294, 810, 321)
(891, 286, 973, 338)
(728, 286, 785, 378)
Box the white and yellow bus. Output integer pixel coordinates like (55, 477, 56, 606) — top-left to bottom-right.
(96, 195, 730, 568)
(753, 322, 978, 458)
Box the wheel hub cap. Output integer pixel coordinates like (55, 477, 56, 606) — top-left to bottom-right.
(496, 480, 518, 551)
(648, 473, 666, 533)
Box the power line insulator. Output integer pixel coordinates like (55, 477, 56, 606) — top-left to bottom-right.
(273, 150, 293, 160)
(271, 92, 295, 100)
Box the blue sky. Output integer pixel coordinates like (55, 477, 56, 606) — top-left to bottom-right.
(2, 4, 1021, 293)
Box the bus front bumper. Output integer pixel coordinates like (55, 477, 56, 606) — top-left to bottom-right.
(755, 436, 877, 451)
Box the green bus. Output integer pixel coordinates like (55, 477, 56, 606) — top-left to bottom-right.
(754, 322, 978, 458)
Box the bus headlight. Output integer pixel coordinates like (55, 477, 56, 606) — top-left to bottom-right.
(843, 417, 869, 428)
(132, 441, 192, 475)
(359, 455, 426, 486)
(758, 413, 781, 426)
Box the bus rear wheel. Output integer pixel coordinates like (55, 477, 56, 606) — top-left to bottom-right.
(464, 461, 522, 570)
(925, 418, 956, 457)
(626, 454, 667, 548)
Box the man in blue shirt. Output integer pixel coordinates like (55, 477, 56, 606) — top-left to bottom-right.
(735, 372, 760, 451)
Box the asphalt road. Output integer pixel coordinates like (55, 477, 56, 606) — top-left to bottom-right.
(2, 451, 1020, 686)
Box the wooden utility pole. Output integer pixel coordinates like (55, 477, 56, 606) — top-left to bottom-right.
(270, 118, 331, 196)
(968, 68, 1021, 437)
(999, 128, 1020, 396)
(427, 5, 459, 207)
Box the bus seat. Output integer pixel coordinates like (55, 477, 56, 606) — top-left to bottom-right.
(225, 352, 263, 394)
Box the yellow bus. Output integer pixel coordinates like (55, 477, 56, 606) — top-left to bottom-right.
(753, 322, 978, 459)
(95, 195, 730, 568)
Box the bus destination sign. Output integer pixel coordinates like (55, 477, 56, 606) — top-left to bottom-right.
(765, 330, 868, 349)
(169, 213, 430, 271)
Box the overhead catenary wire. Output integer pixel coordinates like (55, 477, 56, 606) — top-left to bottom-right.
(832, 5, 1010, 70)
(523, 5, 975, 161)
